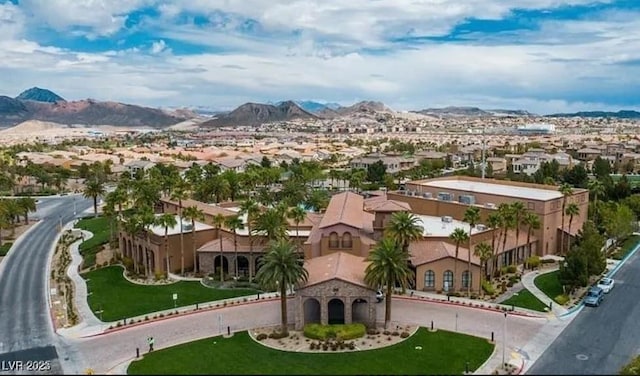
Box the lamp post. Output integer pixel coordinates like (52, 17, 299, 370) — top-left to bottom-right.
(502, 312, 508, 369)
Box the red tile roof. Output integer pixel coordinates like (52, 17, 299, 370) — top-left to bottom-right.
(319, 192, 366, 230)
(301, 251, 373, 290)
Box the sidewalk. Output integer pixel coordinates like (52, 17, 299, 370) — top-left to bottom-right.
(520, 268, 568, 317)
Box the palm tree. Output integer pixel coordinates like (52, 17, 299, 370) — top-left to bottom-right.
(509, 201, 526, 263)
(253, 205, 289, 243)
(463, 206, 481, 295)
(225, 215, 244, 278)
(587, 179, 605, 221)
(122, 214, 141, 273)
(385, 211, 424, 254)
(474, 242, 493, 296)
(498, 203, 515, 274)
(155, 213, 177, 276)
(182, 205, 204, 274)
(213, 213, 227, 282)
(558, 183, 573, 254)
(239, 199, 260, 282)
(171, 178, 191, 276)
(486, 213, 502, 278)
(255, 239, 308, 336)
(565, 203, 580, 252)
(449, 227, 469, 293)
(287, 206, 307, 252)
(83, 179, 105, 217)
(137, 207, 156, 278)
(523, 211, 541, 260)
(16, 197, 36, 224)
(364, 237, 414, 329)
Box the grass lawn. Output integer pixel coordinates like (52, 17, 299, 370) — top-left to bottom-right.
(75, 216, 111, 267)
(128, 328, 494, 375)
(499, 289, 548, 312)
(612, 235, 640, 260)
(534, 270, 564, 301)
(83, 266, 258, 322)
(0, 242, 13, 257)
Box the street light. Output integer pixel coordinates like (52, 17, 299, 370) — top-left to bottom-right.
(502, 312, 508, 369)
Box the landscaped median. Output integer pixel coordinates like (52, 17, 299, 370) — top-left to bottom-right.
(534, 270, 569, 305)
(499, 288, 549, 312)
(127, 328, 494, 375)
(83, 266, 259, 322)
(75, 216, 111, 268)
(0, 242, 13, 257)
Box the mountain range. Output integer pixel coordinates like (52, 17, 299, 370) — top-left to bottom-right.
(0, 87, 187, 128)
(546, 110, 640, 119)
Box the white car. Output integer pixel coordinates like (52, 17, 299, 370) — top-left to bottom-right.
(597, 278, 615, 293)
(376, 290, 384, 302)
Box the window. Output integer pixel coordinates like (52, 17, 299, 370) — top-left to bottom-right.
(329, 232, 339, 248)
(443, 270, 454, 290)
(462, 271, 472, 288)
(424, 270, 435, 289)
(341, 232, 353, 248)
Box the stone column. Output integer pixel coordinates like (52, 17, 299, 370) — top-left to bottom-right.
(345, 297, 352, 324)
(320, 296, 328, 325)
(295, 296, 303, 330)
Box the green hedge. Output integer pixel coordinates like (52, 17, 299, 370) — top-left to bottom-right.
(0, 242, 13, 257)
(554, 294, 569, 305)
(482, 280, 495, 295)
(303, 323, 366, 340)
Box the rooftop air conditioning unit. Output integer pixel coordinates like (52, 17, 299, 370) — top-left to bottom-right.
(182, 222, 194, 231)
(459, 194, 476, 205)
(437, 192, 453, 201)
(485, 203, 497, 209)
(476, 224, 487, 231)
(422, 192, 432, 199)
(441, 216, 453, 223)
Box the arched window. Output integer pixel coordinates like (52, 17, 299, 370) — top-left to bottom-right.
(443, 270, 454, 291)
(462, 270, 472, 288)
(329, 232, 339, 248)
(341, 232, 353, 248)
(424, 270, 435, 289)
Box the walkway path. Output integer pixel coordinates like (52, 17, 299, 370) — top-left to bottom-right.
(520, 267, 568, 316)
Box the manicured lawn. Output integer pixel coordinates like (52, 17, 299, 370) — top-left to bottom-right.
(75, 216, 111, 267)
(0, 242, 13, 257)
(612, 235, 640, 260)
(128, 328, 494, 375)
(534, 270, 564, 301)
(83, 266, 258, 322)
(500, 289, 548, 312)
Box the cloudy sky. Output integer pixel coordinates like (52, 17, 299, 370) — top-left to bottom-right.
(1, 0, 639, 114)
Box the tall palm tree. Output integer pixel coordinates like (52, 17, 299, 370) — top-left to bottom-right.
(498, 203, 515, 273)
(449, 227, 469, 293)
(213, 213, 227, 282)
(558, 183, 573, 254)
(239, 199, 260, 282)
(385, 211, 424, 254)
(155, 213, 177, 276)
(16, 197, 36, 224)
(486, 213, 502, 278)
(463, 206, 481, 295)
(523, 211, 541, 259)
(253, 205, 289, 243)
(122, 213, 141, 273)
(171, 178, 191, 276)
(364, 237, 414, 329)
(255, 239, 308, 336)
(83, 179, 105, 217)
(565, 203, 580, 252)
(474, 242, 493, 296)
(287, 206, 307, 252)
(509, 201, 526, 263)
(225, 215, 244, 278)
(182, 205, 204, 274)
(137, 207, 156, 278)
(587, 179, 605, 221)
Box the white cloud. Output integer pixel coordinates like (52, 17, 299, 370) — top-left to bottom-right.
(150, 39, 170, 54)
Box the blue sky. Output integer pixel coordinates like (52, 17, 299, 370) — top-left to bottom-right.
(1, 0, 639, 114)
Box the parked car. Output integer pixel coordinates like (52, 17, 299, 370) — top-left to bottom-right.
(584, 286, 605, 307)
(597, 278, 615, 293)
(376, 290, 384, 303)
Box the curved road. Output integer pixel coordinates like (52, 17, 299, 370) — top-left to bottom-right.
(0, 195, 92, 374)
(527, 247, 640, 375)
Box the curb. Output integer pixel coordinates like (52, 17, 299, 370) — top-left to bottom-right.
(83, 296, 286, 338)
(394, 295, 545, 319)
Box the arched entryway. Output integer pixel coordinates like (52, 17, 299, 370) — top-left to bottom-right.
(236, 255, 249, 277)
(328, 298, 345, 324)
(303, 298, 321, 325)
(352, 298, 368, 323)
(214, 255, 229, 277)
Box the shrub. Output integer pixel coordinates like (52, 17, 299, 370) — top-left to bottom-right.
(526, 255, 541, 269)
(391, 331, 400, 336)
(366, 328, 379, 335)
(506, 265, 518, 274)
(541, 258, 556, 264)
(508, 275, 520, 284)
(256, 333, 268, 341)
(482, 281, 496, 295)
(269, 331, 289, 339)
(154, 271, 166, 281)
(554, 294, 570, 305)
(122, 257, 134, 271)
(144, 316, 149, 321)
(309, 342, 316, 350)
(400, 331, 410, 338)
(506, 281, 514, 288)
(303, 323, 366, 340)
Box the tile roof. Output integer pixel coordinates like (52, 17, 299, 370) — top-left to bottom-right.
(319, 192, 366, 230)
(197, 237, 267, 253)
(161, 197, 237, 217)
(301, 251, 373, 290)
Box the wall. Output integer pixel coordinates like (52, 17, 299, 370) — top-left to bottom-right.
(415, 257, 482, 293)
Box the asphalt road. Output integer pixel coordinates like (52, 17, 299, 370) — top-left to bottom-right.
(527, 248, 640, 375)
(0, 195, 92, 375)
